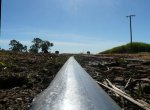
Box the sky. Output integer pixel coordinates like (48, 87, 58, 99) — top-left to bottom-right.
(1, 0, 150, 54)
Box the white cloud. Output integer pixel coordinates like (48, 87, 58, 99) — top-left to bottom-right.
(1, 28, 126, 53)
(54, 41, 93, 47)
(2, 28, 83, 40)
(52, 40, 126, 53)
(0, 39, 32, 47)
(0, 39, 10, 44)
(0, 38, 126, 54)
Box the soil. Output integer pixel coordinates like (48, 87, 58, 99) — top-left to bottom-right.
(75, 54, 150, 110)
(0, 52, 69, 110)
(0, 52, 150, 110)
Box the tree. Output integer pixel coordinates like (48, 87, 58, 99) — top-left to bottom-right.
(29, 38, 54, 53)
(9, 40, 27, 52)
(41, 41, 54, 53)
(30, 38, 43, 53)
(87, 51, 90, 55)
(23, 45, 27, 52)
(29, 45, 38, 53)
(55, 51, 59, 54)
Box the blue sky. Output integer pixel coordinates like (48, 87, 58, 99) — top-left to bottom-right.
(1, 0, 150, 53)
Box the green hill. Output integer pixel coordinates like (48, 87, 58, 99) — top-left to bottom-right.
(100, 42, 150, 54)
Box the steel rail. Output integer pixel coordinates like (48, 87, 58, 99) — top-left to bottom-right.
(31, 57, 121, 110)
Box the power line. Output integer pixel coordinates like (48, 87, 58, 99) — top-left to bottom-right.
(126, 15, 136, 53)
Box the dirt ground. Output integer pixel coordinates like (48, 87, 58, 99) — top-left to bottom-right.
(0, 52, 69, 110)
(0, 52, 150, 110)
(75, 54, 150, 110)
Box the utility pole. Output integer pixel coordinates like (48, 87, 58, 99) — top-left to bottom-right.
(126, 14, 135, 53)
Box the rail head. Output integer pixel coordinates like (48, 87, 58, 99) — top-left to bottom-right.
(31, 56, 121, 110)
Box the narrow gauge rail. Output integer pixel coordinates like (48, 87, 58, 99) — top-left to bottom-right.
(31, 57, 121, 110)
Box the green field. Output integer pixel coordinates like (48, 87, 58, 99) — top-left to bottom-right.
(101, 42, 150, 54)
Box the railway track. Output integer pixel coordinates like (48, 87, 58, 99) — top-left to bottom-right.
(31, 57, 121, 110)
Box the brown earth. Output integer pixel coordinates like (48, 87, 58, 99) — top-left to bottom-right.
(0, 52, 150, 110)
(0, 52, 69, 110)
(75, 54, 150, 110)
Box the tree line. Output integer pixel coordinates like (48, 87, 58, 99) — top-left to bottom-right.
(8, 38, 53, 53)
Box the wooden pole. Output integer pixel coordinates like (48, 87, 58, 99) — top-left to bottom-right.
(126, 15, 135, 53)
